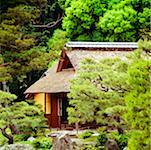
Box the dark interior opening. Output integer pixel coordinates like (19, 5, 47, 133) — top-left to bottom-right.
(61, 97, 69, 123)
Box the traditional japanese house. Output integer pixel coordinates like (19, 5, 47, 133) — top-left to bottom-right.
(25, 42, 138, 128)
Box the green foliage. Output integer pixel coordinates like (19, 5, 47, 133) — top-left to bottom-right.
(0, 133, 7, 146)
(0, 57, 11, 82)
(0, 4, 40, 96)
(108, 131, 128, 149)
(138, 8, 151, 30)
(96, 133, 108, 147)
(68, 57, 127, 126)
(14, 134, 31, 142)
(48, 29, 69, 52)
(127, 130, 150, 150)
(63, 0, 150, 41)
(3, 5, 40, 25)
(107, 131, 119, 140)
(58, 0, 72, 10)
(68, 39, 150, 149)
(0, 4, 39, 52)
(138, 38, 151, 53)
(1, 0, 150, 100)
(14, 135, 52, 150)
(0, 91, 47, 144)
(62, 0, 108, 40)
(47, 29, 69, 68)
(79, 131, 94, 139)
(97, 6, 137, 41)
(81, 144, 98, 150)
(26, 46, 55, 71)
(0, 90, 17, 107)
(124, 48, 150, 150)
(0, 0, 64, 99)
(0, 21, 21, 52)
(117, 134, 128, 150)
(32, 137, 52, 150)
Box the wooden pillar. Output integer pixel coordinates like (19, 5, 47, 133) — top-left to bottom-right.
(51, 94, 60, 128)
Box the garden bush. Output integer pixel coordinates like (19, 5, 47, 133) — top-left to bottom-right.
(79, 131, 94, 139)
(96, 132, 108, 147)
(0, 133, 7, 147)
(14, 134, 31, 142)
(97, 127, 106, 133)
(108, 131, 128, 149)
(32, 137, 52, 150)
(81, 144, 99, 150)
(108, 131, 119, 140)
(116, 134, 128, 150)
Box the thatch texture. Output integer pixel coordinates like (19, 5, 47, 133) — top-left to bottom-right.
(25, 47, 134, 93)
(66, 50, 132, 69)
(24, 64, 75, 93)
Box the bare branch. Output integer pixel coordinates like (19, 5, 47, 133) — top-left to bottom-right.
(32, 14, 64, 28)
(0, 62, 10, 67)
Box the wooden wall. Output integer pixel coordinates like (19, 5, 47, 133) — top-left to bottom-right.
(33, 93, 67, 128)
(46, 94, 51, 114)
(34, 93, 45, 112)
(34, 93, 51, 114)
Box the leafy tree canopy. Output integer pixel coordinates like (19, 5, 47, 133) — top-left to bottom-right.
(0, 0, 64, 98)
(63, 0, 151, 41)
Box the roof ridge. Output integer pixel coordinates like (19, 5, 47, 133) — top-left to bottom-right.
(66, 41, 138, 48)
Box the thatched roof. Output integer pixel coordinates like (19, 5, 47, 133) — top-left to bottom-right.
(66, 50, 132, 69)
(25, 42, 137, 94)
(24, 64, 75, 94)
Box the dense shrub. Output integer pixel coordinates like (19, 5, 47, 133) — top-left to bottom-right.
(108, 131, 128, 149)
(96, 132, 108, 147)
(81, 144, 98, 150)
(108, 131, 119, 140)
(14, 134, 31, 142)
(79, 131, 94, 139)
(32, 137, 52, 149)
(116, 134, 128, 150)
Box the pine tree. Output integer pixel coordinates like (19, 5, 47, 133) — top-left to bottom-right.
(0, 91, 47, 144)
(68, 39, 151, 148)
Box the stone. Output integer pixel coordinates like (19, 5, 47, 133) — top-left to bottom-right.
(0, 144, 34, 150)
(105, 139, 120, 150)
(27, 136, 35, 141)
(50, 133, 81, 150)
(91, 133, 100, 137)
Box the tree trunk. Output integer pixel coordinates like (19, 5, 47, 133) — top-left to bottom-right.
(75, 122, 79, 134)
(2, 82, 9, 92)
(0, 127, 14, 144)
(117, 127, 124, 134)
(9, 125, 18, 135)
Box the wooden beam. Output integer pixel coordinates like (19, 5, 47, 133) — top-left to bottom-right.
(44, 93, 46, 113)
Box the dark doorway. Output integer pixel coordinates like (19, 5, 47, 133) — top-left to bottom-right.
(61, 97, 69, 123)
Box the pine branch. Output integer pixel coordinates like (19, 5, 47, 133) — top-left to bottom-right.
(0, 126, 14, 144)
(0, 43, 18, 49)
(32, 13, 64, 28)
